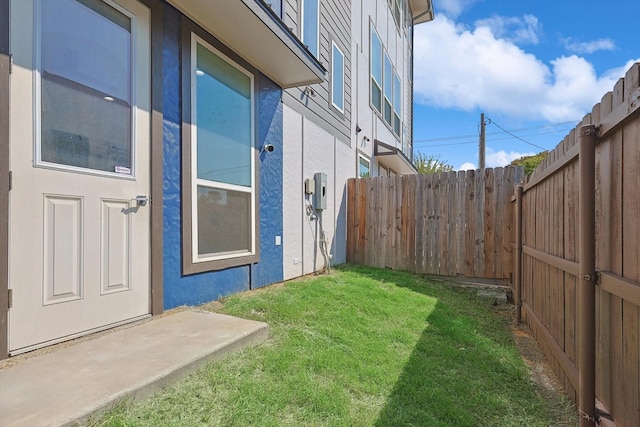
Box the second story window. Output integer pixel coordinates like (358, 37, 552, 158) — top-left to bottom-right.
(393, 71, 401, 135)
(331, 41, 344, 112)
(394, 0, 402, 28)
(302, 0, 319, 57)
(383, 52, 393, 126)
(370, 25, 382, 113)
(265, 1, 282, 18)
(371, 21, 403, 140)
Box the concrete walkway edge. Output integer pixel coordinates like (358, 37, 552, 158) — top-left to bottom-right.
(0, 310, 269, 427)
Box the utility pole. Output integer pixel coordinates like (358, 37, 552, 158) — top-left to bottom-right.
(479, 113, 486, 169)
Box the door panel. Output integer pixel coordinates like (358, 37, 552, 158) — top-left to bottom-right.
(8, 0, 151, 354)
(43, 195, 83, 304)
(101, 199, 132, 294)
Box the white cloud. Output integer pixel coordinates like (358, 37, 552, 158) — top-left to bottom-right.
(475, 14, 541, 45)
(457, 148, 534, 170)
(434, 0, 478, 19)
(413, 16, 640, 123)
(562, 37, 616, 54)
(458, 162, 476, 170)
(486, 147, 534, 168)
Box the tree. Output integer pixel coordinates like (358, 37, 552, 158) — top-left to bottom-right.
(414, 153, 454, 174)
(510, 151, 548, 176)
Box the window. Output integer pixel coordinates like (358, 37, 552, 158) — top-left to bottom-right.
(331, 41, 344, 112)
(370, 25, 382, 113)
(359, 155, 370, 178)
(301, 0, 319, 57)
(38, 0, 134, 176)
(185, 34, 257, 272)
(394, 0, 402, 28)
(393, 71, 401, 135)
(371, 21, 403, 139)
(383, 52, 393, 126)
(265, 0, 282, 18)
(404, 0, 412, 31)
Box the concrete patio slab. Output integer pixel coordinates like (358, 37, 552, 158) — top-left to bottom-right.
(0, 310, 268, 427)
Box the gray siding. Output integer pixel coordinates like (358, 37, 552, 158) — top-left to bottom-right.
(284, 0, 298, 35)
(284, 0, 352, 142)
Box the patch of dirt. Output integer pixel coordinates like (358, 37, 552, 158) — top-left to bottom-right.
(510, 322, 579, 426)
(440, 278, 578, 425)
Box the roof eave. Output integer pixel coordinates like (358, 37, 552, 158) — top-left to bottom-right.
(168, 0, 326, 88)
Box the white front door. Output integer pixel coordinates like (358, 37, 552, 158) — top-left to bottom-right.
(8, 0, 151, 354)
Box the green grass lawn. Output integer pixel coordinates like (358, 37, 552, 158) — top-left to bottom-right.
(90, 265, 575, 426)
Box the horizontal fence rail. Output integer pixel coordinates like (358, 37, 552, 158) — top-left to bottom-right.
(347, 166, 523, 279)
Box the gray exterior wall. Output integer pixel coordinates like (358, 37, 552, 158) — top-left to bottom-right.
(281, 0, 419, 279)
(352, 0, 415, 174)
(282, 0, 352, 280)
(283, 0, 351, 141)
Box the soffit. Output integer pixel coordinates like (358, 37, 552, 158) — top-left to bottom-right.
(409, 0, 435, 24)
(374, 140, 418, 175)
(169, 0, 325, 88)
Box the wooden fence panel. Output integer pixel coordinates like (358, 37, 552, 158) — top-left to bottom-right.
(346, 166, 523, 279)
(517, 62, 640, 426)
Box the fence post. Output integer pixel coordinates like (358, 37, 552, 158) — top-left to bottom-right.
(578, 124, 596, 427)
(514, 184, 523, 324)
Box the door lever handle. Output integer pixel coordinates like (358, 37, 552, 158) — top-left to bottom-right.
(134, 195, 149, 206)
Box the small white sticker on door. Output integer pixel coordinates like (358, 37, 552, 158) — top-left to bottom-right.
(115, 166, 131, 174)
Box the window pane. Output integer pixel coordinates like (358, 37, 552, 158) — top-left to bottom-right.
(371, 81, 382, 112)
(41, 0, 132, 173)
(384, 53, 392, 102)
(197, 186, 251, 256)
(196, 43, 252, 187)
(371, 28, 382, 84)
(359, 157, 370, 178)
(393, 72, 401, 115)
(302, 0, 319, 56)
(384, 99, 392, 124)
(332, 44, 344, 110)
(394, 113, 401, 135)
(265, 0, 282, 18)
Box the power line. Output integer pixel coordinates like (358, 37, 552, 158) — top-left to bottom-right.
(413, 128, 570, 148)
(413, 121, 576, 143)
(485, 118, 548, 151)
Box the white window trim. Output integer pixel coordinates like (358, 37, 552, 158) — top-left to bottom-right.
(331, 41, 344, 113)
(301, 0, 320, 57)
(33, 0, 139, 180)
(190, 33, 256, 264)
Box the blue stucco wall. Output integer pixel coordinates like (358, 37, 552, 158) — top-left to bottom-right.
(162, 6, 283, 309)
(253, 75, 284, 289)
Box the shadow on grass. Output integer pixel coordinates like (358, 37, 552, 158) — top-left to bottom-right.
(339, 265, 553, 427)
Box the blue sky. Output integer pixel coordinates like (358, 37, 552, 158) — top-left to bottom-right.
(412, 0, 640, 170)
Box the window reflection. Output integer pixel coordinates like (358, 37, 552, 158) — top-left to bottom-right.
(40, 0, 132, 174)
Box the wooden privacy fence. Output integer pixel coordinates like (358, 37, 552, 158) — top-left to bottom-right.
(513, 62, 640, 427)
(346, 166, 523, 279)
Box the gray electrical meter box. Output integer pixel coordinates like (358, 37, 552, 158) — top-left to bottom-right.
(313, 172, 327, 210)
